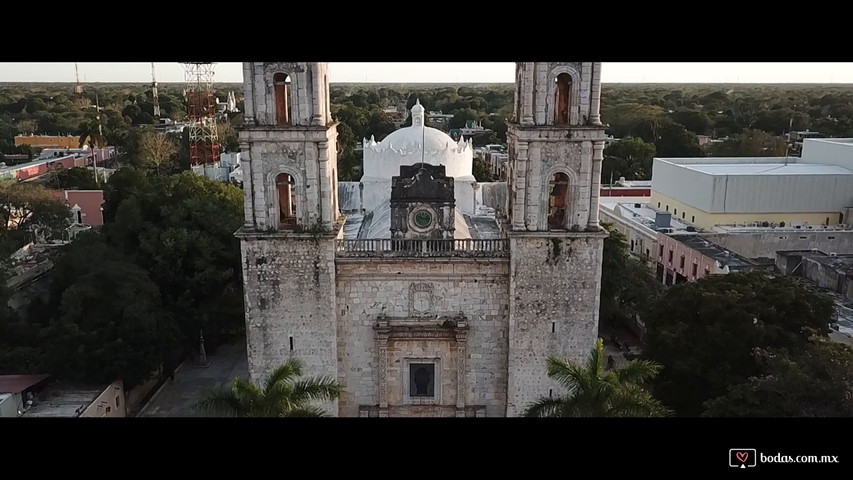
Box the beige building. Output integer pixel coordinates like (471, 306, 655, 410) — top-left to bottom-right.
(238, 62, 607, 417)
(656, 234, 756, 285)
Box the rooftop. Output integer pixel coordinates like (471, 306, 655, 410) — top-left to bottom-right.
(669, 234, 756, 269)
(599, 198, 697, 233)
(22, 384, 106, 417)
(0, 374, 50, 394)
(682, 163, 853, 176)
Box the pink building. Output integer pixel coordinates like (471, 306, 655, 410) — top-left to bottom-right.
(656, 234, 756, 285)
(52, 190, 104, 226)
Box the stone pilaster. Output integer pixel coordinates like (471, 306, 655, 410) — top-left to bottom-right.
(242, 63, 255, 126)
(240, 143, 253, 227)
(522, 63, 535, 126)
(455, 331, 467, 410)
(312, 65, 323, 126)
(588, 141, 604, 227)
(377, 329, 389, 409)
(512, 142, 528, 230)
(318, 141, 331, 226)
(590, 63, 602, 125)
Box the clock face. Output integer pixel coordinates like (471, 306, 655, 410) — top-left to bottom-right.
(413, 210, 433, 229)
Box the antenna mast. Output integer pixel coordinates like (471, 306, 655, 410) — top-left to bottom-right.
(74, 63, 83, 97)
(151, 63, 161, 119)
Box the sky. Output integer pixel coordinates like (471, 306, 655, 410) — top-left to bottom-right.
(1, 63, 853, 84)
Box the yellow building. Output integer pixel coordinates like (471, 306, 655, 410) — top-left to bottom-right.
(650, 155, 853, 230)
(15, 135, 82, 149)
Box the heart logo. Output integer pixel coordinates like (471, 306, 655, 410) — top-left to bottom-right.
(736, 452, 748, 463)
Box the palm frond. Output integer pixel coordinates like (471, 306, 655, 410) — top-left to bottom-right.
(615, 360, 663, 385)
(284, 405, 331, 417)
(193, 390, 243, 417)
(546, 356, 586, 393)
(290, 376, 343, 404)
(609, 386, 672, 417)
(523, 396, 566, 417)
(264, 359, 302, 392)
(585, 338, 605, 378)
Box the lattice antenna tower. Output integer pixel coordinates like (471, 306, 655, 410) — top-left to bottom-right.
(182, 62, 220, 166)
(151, 63, 160, 119)
(74, 63, 84, 96)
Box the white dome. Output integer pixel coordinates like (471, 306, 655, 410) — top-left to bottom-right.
(381, 125, 458, 152)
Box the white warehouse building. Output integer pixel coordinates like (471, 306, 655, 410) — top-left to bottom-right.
(650, 138, 853, 231)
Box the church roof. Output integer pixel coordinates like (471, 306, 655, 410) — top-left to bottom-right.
(375, 125, 462, 153)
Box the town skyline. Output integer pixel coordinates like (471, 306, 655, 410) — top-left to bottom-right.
(2, 63, 853, 84)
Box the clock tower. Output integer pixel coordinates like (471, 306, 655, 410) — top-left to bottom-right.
(389, 164, 455, 241)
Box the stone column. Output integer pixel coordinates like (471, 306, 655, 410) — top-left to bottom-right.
(534, 63, 547, 125)
(578, 141, 592, 227)
(240, 142, 253, 227)
(252, 149, 267, 229)
(312, 64, 323, 126)
(318, 141, 330, 225)
(590, 62, 603, 126)
(588, 141, 604, 227)
(242, 63, 255, 126)
(521, 63, 535, 126)
(512, 142, 528, 230)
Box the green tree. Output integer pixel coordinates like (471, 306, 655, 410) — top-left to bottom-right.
(195, 359, 343, 417)
(472, 156, 494, 182)
(702, 336, 853, 417)
(642, 272, 835, 416)
(602, 136, 656, 182)
(38, 238, 179, 388)
(0, 182, 71, 256)
(524, 339, 671, 417)
(710, 129, 788, 157)
(44, 166, 100, 190)
(103, 171, 245, 350)
(668, 110, 712, 135)
(599, 224, 661, 329)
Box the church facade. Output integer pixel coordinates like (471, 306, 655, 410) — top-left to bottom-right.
(236, 62, 607, 417)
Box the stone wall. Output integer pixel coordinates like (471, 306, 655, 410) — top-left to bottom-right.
(239, 230, 339, 416)
(506, 232, 605, 417)
(335, 258, 510, 417)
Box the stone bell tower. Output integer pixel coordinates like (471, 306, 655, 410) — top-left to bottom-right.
(236, 62, 340, 413)
(504, 62, 608, 416)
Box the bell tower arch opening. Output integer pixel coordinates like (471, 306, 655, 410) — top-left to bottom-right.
(554, 73, 572, 125)
(273, 73, 291, 126)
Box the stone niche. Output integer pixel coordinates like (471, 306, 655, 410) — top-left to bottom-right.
(361, 312, 484, 418)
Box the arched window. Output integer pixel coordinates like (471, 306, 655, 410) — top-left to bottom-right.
(273, 73, 291, 126)
(555, 73, 572, 125)
(276, 173, 296, 227)
(548, 172, 570, 230)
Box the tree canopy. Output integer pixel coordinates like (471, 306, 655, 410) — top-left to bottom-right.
(642, 272, 835, 416)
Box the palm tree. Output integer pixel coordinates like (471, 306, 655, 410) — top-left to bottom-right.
(194, 359, 343, 417)
(524, 338, 671, 417)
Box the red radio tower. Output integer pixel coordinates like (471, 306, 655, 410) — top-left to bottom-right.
(182, 62, 220, 166)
